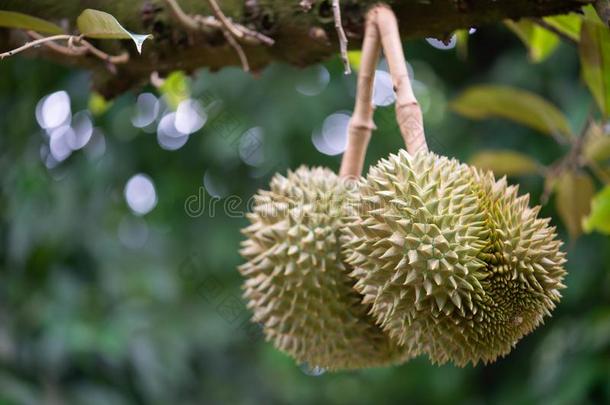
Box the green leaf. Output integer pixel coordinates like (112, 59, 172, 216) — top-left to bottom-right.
(579, 18, 610, 118)
(542, 14, 583, 41)
(584, 4, 607, 24)
(76, 9, 152, 54)
(88, 92, 111, 116)
(160, 71, 190, 110)
(594, 0, 610, 26)
(505, 20, 560, 62)
(451, 85, 573, 139)
(583, 185, 610, 234)
(584, 122, 610, 162)
(555, 171, 596, 239)
(455, 29, 469, 60)
(347, 51, 362, 71)
(0, 10, 63, 34)
(469, 150, 540, 177)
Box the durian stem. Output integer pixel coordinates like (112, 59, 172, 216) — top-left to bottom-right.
(376, 5, 428, 155)
(339, 10, 380, 179)
(339, 4, 428, 179)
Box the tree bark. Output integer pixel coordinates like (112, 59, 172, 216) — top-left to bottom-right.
(0, 0, 593, 97)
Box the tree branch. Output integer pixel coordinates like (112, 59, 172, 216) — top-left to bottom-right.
(0, 34, 73, 59)
(0, 0, 592, 96)
(1, 32, 129, 65)
(332, 0, 351, 74)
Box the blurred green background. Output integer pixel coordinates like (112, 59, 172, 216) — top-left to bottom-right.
(0, 22, 609, 405)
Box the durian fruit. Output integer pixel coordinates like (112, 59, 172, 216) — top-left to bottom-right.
(343, 150, 566, 366)
(239, 166, 414, 370)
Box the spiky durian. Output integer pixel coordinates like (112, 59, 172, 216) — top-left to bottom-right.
(343, 150, 566, 366)
(239, 166, 414, 370)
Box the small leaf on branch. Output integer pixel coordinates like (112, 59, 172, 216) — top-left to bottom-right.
(77, 9, 152, 54)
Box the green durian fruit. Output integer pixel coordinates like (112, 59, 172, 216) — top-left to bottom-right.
(239, 166, 414, 370)
(343, 150, 566, 366)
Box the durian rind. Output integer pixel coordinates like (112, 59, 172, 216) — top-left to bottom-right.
(343, 150, 567, 366)
(239, 166, 414, 370)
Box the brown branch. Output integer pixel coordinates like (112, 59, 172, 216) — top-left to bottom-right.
(332, 0, 351, 74)
(78, 40, 129, 64)
(339, 9, 380, 178)
(163, 0, 217, 32)
(0, 34, 73, 60)
(376, 5, 428, 155)
(164, 0, 273, 71)
(206, 0, 249, 71)
(221, 27, 250, 72)
(164, 0, 273, 45)
(25, 31, 129, 65)
(206, 0, 273, 46)
(0, 0, 590, 96)
(25, 31, 88, 57)
(2, 32, 129, 66)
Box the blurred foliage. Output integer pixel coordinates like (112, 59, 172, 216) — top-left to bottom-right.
(159, 71, 191, 110)
(584, 185, 610, 234)
(505, 19, 560, 63)
(0, 10, 63, 34)
(454, 5, 610, 240)
(0, 6, 609, 405)
(450, 85, 573, 138)
(469, 150, 540, 177)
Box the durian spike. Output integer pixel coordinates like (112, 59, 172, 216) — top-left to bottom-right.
(339, 10, 380, 179)
(376, 5, 428, 155)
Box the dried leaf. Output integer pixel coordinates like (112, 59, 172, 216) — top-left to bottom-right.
(451, 85, 573, 139)
(579, 18, 610, 118)
(555, 171, 596, 238)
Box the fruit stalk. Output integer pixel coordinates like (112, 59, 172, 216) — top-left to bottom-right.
(339, 4, 428, 179)
(376, 5, 428, 156)
(339, 9, 380, 179)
